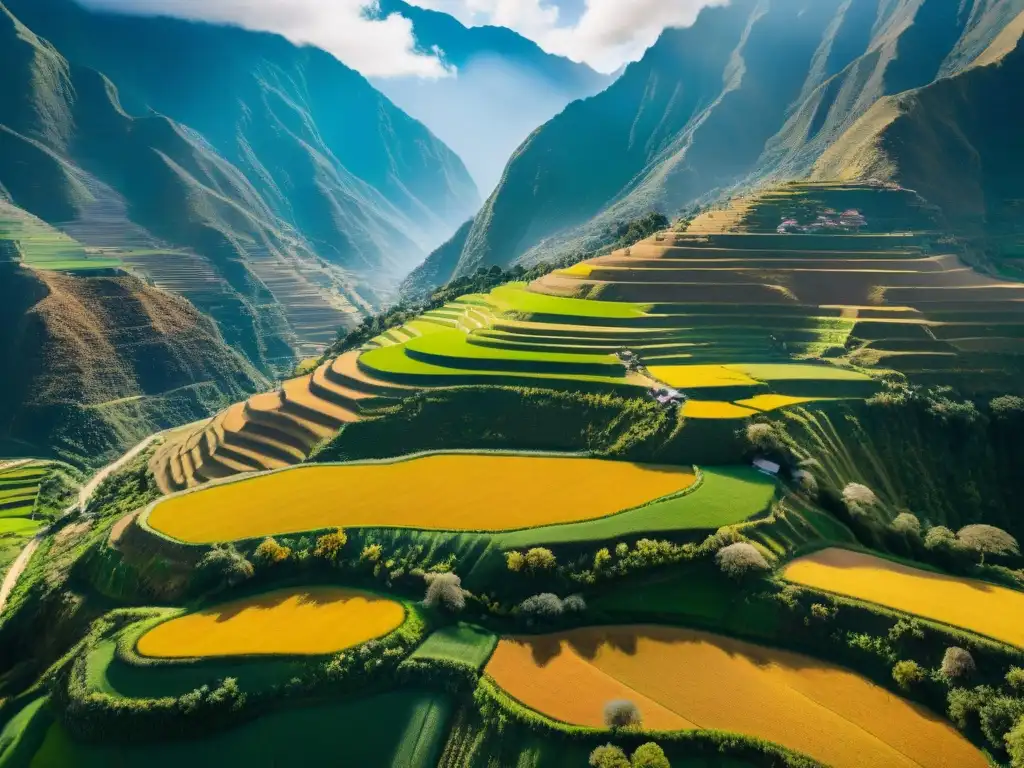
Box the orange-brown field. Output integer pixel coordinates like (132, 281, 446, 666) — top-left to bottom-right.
(486, 626, 986, 768)
(784, 548, 1024, 647)
(136, 587, 405, 658)
(146, 454, 698, 544)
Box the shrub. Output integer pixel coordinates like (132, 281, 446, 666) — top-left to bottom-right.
(361, 544, 384, 563)
(981, 697, 1024, 750)
(525, 548, 557, 572)
(792, 469, 817, 494)
(1008, 668, 1024, 692)
(941, 647, 976, 681)
(842, 483, 879, 515)
(313, 528, 348, 561)
(891, 512, 922, 537)
(196, 545, 253, 592)
(519, 593, 564, 618)
(505, 551, 525, 572)
(423, 572, 466, 613)
(1008, 715, 1024, 767)
(594, 548, 613, 571)
(589, 744, 630, 768)
(991, 395, 1024, 420)
(745, 423, 779, 451)
(715, 542, 770, 580)
(924, 525, 957, 551)
(252, 537, 291, 566)
(631, 742, 671, 768)
(956, 525, 1020, 564)
(563, 595, 587, 613)
(604, 699, 641, 729)
(892, 660, 926, 690)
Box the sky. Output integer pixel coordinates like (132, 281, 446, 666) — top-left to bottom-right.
(77, 0, 726, 77)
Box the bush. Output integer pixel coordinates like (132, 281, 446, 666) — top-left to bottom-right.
(892, 660, 926, 690)
(981, 697, 1024, 750)
(252, 537, 291, 567)
(1008, 715, 1024, 767)
(924, 525, 957, 551)
(525, 548, 557, 572)
(423, 572, 466, 612)
(631, 742, 671, 768)
(563, 595, 587, 613)
(505, 551, 525, 572)
(715, 543, 770, 580)
(941, 647, 976, 681)
(890, 513, 922, 537)
(956, 525, 1020, 564)
(360, 544, 384, 563)
(791, 469, 817, 494)
(1008, 668, 1024, 692)
(518, 593, 565, 618)
(842, 483, 879, 516)
(196, 545, 253, 592)
(745, 423, 779, 451)
(991, 395, 1024, 420)
(313, 529, 348, 561)
(590, 744, 630, 768)
(604, 699, 641, 729)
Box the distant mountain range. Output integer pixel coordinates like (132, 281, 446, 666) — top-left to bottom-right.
(371, 0, 610, 195)
(406, 0, 1024, 292)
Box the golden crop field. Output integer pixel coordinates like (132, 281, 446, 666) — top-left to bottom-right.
(735, 394, 817, 411)
(682, 400, 758, 419)
(486, 626, 986, 768)
(136, 587, 405, 658)
(784, 548, 1024, 647)
(647, 364, 761, 388)
(148, 454, 698, 544)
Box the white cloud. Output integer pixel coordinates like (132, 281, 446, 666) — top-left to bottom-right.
(76, 0, 453, 78)
(410, 0, 729, 73)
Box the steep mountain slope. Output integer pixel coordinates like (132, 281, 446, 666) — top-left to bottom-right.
(407, 0, 1024, 291)
(0, 0, 479, 369)
(0, 252, 267, 464)
(371, 0, 609, 194)
(813, 10, 1024, 268)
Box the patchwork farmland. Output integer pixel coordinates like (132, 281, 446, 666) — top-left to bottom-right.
(9, 181, 1024, 768)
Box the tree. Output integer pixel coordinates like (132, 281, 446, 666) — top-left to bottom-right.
(842, 483, 879, 516)
(792, 469, 817, 494)
(715, 542, 770, 580)
(589, 745, 630, 768)
(196, 545, 253, 592)
(563, 594, 587, 613)
(594, 548, 613, 571)
(892, 660, 926, 690)
(1007, 715, 1024, 767)
(505, 551, 525, 572)
(253, 537, 291, 566)
(423, 572, 466, 612)
(924, 526, 957, 551)
(360, 543, 383, 563)
(518, 593, 564, 619)
(313, 528, 348, 561)
(941, 647, 976, 681)
(956, 525, 1020, 564)
(604, 699, 641, 729)
(631, 742, 671, 768)
(981, 697, 1024, 750)
(525, 548, 557, 572)
(891, 513, 922, 537)
(1007, 667, 1024, 692)
(745, 423, 779, 451)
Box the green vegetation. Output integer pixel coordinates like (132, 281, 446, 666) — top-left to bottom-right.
(411, 624, 497, 670)
(0, 462, 80, 575)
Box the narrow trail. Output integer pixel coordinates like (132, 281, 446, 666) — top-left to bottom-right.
(0, 433, 160, 617)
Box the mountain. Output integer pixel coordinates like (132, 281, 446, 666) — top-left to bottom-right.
(370, 0, 609, 195)
(814, 7, 1024, 269)
(0, 0, 479, 371)
(406, 0, 1024, 291)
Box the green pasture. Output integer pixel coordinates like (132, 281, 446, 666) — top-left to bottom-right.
(747, 501, 858, 558)
(410, 624, 497, 670)
(29, 691, 452, 768)
(497, 467, 776, 549)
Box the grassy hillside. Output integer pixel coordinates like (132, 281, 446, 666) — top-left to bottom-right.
(406, 0, 1024, 291)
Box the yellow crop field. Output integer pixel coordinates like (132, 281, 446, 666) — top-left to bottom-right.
(784, 548, 1024, 647)
(148, 454, 698, 544)
(735, 394, 817, 411)
(648, 365, 760, 388)
(487, 626, 986, 768)
(136, 587, 405, 658)
(682, 400, 758, 419)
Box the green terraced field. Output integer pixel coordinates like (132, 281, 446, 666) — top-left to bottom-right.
(28, 691, 452, 768)
(0, 207, 122, 272)
(497, 467, 777, 549)
(488, 283, 649, 319)
(410, 623, 498, 670)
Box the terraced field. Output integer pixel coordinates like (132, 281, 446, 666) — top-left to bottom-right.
(0, 462, 49, 574)
(145, 454, 699, 544)
(486, 626, 987, 768)
(136, 587, 406, 658)
(784, 548, 1024, 647)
